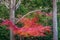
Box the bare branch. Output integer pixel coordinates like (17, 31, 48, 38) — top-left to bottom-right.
(20, 10, 41, 19)
(4, 1, 9, 9)
(16, 0, 21, 10)
(1, 0, 9, 9)
(16, 10, 41, 23)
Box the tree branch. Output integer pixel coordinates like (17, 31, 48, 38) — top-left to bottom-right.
(1, 0, 9, 9)
(4, 1, 9, 9)
(16, 10, 41, 23)
(16, 0, 21, 10)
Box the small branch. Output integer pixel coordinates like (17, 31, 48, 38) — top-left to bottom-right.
(21, 10, 41, 18)
(16, 0, 21, 10)
(1, 0, 9, 9)
(16, 10, 41, 23)
(4, 2, 9, 9)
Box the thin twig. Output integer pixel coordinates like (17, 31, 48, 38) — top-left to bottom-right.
(16, 0, 21, 10)
(16, 10, 41, 23)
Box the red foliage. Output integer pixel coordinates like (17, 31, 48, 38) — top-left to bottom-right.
(2, 17, 51, 37)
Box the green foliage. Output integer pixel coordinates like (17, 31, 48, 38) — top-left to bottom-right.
(0, 26, 10, 40)
(57, 2, 60, 13)
(16, 0, 52, 16)
(57, 14, 60, 40)
(0, 4, 9, 19)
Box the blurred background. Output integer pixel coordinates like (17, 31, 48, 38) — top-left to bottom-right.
(0, 0, 60, 40)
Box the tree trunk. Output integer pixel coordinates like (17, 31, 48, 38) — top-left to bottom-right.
(9, 6, 15, 40)
(53, 0, 58, 40)
(9, 0, 15, 40)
